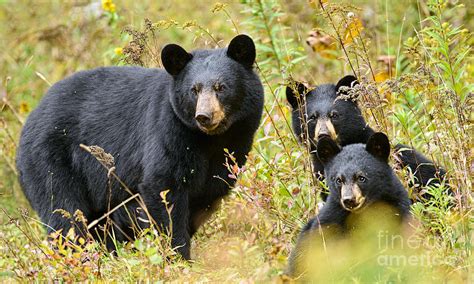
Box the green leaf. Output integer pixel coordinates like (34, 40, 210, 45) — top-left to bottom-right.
(128, 258, 140, 267)
(145, 247, 158, 257)
(149, 254, 163, 265)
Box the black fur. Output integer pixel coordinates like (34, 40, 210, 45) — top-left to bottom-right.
(394, 144, 448, 198)
(16, 34, 264, 259)
(287, 133, 411, 276)
(286, 76, 448, 201)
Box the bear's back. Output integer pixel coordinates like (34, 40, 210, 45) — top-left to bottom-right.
(20, 66, 168, 143)
(17, 66, 170, 196)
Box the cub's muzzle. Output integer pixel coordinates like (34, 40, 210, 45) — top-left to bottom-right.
(315, 118, 337, 141)
(340, 183, 366, 211)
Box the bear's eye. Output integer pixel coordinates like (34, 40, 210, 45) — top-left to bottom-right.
(335, 177, 342, 185)
(191, 84, 202, 96)
(330, 111, 339, 119)
(213, 83, 225, 92)
(309, 113, 318, 121)
(358, 176, 367, 183)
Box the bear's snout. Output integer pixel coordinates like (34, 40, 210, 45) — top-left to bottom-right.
(340, 183, 365, 211)
(315, 118, 337, 141)
(195, 91, 226, 134)
(195, 112, 213, 127)
(342, 195, 358, 209)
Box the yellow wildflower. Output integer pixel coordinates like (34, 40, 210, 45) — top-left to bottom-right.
(211, 2, 227, 13)
(343, 14, 364, 45)
(19, 101, 30, 114)
(102, 0, 116, 13)
(114, 47, 123, 55)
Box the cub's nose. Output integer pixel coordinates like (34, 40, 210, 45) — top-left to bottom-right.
(195, 112, 212, 127)
(317, 133, 330, 140)
(342, 197, 358, 209)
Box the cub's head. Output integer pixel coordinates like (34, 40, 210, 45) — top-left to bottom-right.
(317, 132, 392, 212)
(286, 76, 366, 148)
(162, 34, 263, 135)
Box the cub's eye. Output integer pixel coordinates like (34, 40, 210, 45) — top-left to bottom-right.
(330, 111, 339, 119)
(309, 113, 318, 121)
(358, 176, 367, 183)
(335, 177, 342, 185)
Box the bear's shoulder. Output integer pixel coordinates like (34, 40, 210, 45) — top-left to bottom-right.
(66, 66, 164, 82)
(46, 66, 168, 99)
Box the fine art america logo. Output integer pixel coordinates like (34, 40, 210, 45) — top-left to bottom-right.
(377, 230, 455, 267)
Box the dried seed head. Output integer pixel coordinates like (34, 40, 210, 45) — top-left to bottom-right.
(80, 144, 115, 169)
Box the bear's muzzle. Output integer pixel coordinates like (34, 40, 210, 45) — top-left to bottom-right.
(195, 91, 226, 134)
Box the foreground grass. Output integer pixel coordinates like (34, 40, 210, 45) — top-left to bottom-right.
(1, 0, 472, 282)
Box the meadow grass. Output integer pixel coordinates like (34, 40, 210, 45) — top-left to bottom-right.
(0, 0, 472, 282)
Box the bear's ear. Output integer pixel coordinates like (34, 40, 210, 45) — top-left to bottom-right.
(161, 44, 193, 76)
(227, 34, 256, 68)
(317, 136, 341, 165)
(366, 132, 390, 162)
(336, 75, 358, 98)
(336, 75, 358, 91)
(286, 82, 309, 109)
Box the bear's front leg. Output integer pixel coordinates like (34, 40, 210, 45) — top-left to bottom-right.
(313, 195, 349, 230)
(138, 180, 191, 260)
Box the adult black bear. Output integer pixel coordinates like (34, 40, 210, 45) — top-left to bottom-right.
(286, 76, 448, 201)
(16, 34, 264, 259)
(287, 132, 411, 277)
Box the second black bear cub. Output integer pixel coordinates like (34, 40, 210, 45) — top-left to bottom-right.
(287, 133, 411, 276)
(286, 76, 448, 201)
(306, 132, 411, 228)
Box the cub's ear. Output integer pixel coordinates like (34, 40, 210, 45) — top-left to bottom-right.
(317, 136, 341, 165)
(161, 44, 193, 76)
(366, 132, 390, 162)
(336, 75, 358, 97)
(227, 34, 256, 68)
(286, 81, 309, 109)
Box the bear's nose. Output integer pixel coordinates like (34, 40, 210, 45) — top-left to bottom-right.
(317, 133, 331, 140)
(317, 122, 330, 136)
(195, 112, 213, 127)
(342, 197, 358, 209)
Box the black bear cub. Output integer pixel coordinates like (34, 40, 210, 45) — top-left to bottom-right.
(16, 34, 264, 259)
(286, 76, 448, 201)
(287, 132, 411, 276)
